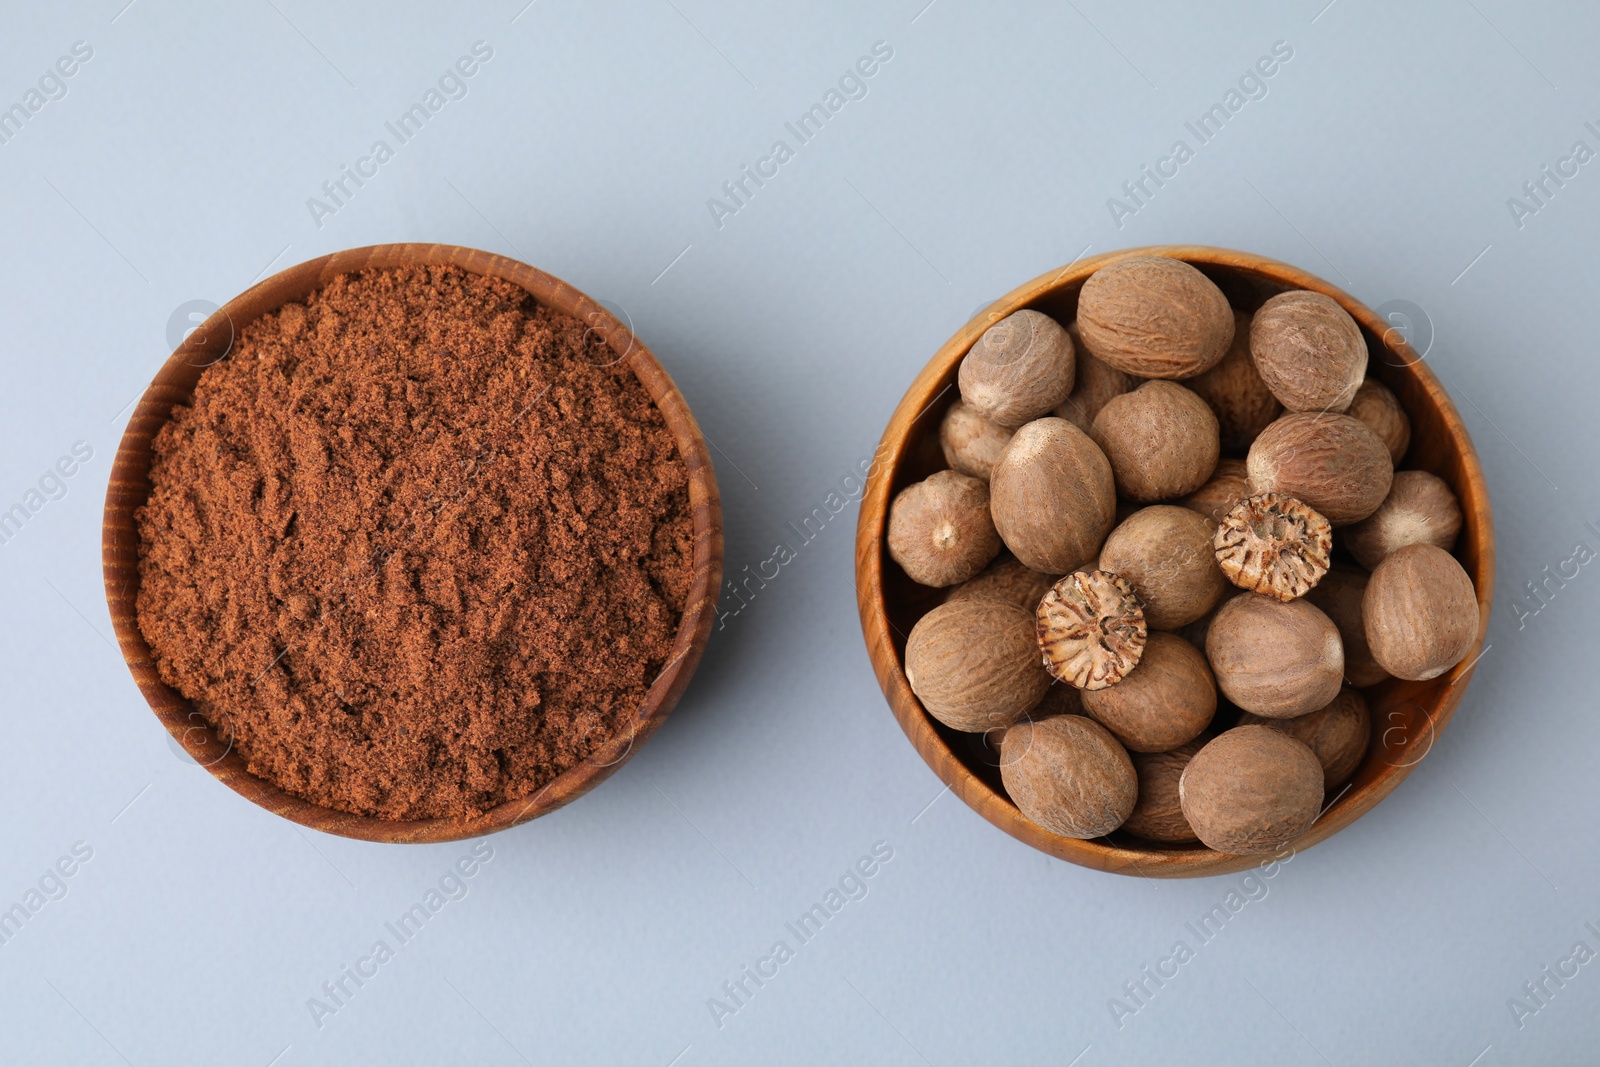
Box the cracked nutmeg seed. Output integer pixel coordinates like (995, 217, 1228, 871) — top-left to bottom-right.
(1036, 569, 1148, 690)
(1213, 492, 1332, 601)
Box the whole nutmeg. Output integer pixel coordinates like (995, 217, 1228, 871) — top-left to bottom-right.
(1180, 457, 1251, 529)
(1091, 381, 1220, 501)
(1249, 290, 1367, 412)
(939, 400, 1014, 480)
(1082, 633, 1216, 752)
(1076, 256, 1235, 379)
(887, 469, 1002, 587)
(1185, 310, 1282, 452)
(1347, 378, 1411, 464)
(990, 417, 1116, 573)
(1363, 543, 1479, 681)
(1305, 564, 1390, 687)
(1037, 570, 1148, 690)
(1099, 505, 1225, 629)
(947, 554, 1059, 614)
(1179, 726, 1324, 854)
(905, 597, 1052, 732)
(1206, 594, 1344, 718)
(1123, 740, 1206, 843)
(1247, 412, 1394, 525)
(1240, 687, 1371, 789)
(1055, 332, 1139, 432)
(958, 309, 1076, 427)
(1342, 470, 1462, 571)
(1001, 715, 1137, 839)
(1212, 492, 1331, 601)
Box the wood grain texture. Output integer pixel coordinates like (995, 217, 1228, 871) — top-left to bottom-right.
(102, 244, 724, 843)
(855, 245, 1494, 878)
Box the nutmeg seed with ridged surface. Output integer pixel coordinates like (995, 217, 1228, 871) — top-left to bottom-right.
(1246, 411, 1393, 526)
(990, 417, 1117, 573)
(1092, 381, 1220, 502)
(1001, 715, 1137, 839)
(939, 400, 1014, 481)
(887, 469, 1002, 588)
(958, 309, 1076, 427)
(1205, 594, 1343, 718)
(1099, 505, 1225, 629)
(1363, 543, 1479, 681)
(1249, 290, 1367, 412)
(905, 597, 1053, 732)
(1076, 256, 1235, 379)
(1179, 726, 1324, 854)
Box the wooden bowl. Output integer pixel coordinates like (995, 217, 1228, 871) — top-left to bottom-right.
(855, 245, 1493, 878)
(103, 244, 724, 843)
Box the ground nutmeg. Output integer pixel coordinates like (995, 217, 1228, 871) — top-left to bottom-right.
(135, 265, 694, 820)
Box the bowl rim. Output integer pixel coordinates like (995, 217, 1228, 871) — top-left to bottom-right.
(854, 244, 1495, 878)
(102, 242, 724, 843)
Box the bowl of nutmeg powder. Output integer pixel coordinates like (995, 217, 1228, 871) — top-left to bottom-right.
(103, 245, 723, 842)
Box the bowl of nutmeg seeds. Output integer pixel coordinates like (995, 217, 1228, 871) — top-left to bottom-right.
(855, 246, 1493, 877)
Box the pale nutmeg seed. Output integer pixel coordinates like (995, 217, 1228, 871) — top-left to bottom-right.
(1099, 505, 1226, 629)
(1249, 290, 1368, 412)
(1240, 687, 1371, 790)
(990, 417, 1117, 573)
(958, 309, 1076, 428)
(1246, 411, 1394, 526)
(1185, 310, 1283, 452)
(1180, 457, 1251, 530)
(1363, 543, 1479, 681)
(1091, 381, 1220, 502)
(1305, 564, 1390, 687)
(904, 597, 1052, 732)
(1082, 633, 1216, 752)
(1347, 378, 1411, 464)
(1054, 327, 1139, 432)
(1205, 594, 1344, 718)
(946, 555, 1059, 614)
(1123, 740, 1206, 844)
(1076, 256, 1235, 379)
(886, 469, 1002, 588)
(1179, 726, 1324, 854)
(1213, 492, 1332, 601)
(939, 400, 1014, 481)
(1037, 570, 1148, 690)
(1342, 469, 1463, 571)
(1001, 715, 1137, 839)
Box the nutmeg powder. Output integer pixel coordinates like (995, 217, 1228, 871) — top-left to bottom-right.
(135, 265, 693, 820)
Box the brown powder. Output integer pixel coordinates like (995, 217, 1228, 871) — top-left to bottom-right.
(135, 265, 694, 820)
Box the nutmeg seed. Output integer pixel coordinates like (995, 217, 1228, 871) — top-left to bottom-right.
(939, 400, 1014, 481)
(1240, 687, 1371, 790)
(1205, 594, 1344, 718)
(1213, 492, 1331, 601)
(1185, 310, 1282, 452)
(1363, 543, 1479, 681)
(1304, 563, 1390, 687)
(1246, 411, 1394, 525)
(1076, 256, 1235, 379)
(1249, 290, 1367, 412)
(1179, 726, 1324, 854)
(990, 417, 1117, 573)
(1055, 328, 1139, 432)
(886, 469, 1002, 588)
(1091, 381, 1220, 502)
(1347, 378, 1411, 464)
(1099, 505, 1226, 629)
(958, 309, 1076, 427)
(1123, 740, 1206, 844)
(947, 554, 1059, 614)
(1037, 570, 1148, 690)
(1001, 715, 1137, 839)
(1082, 633, 1217, 752)
(905, 597, 1053, 732)
(1180, 457, 1252, 530)
(1342, 469, 1462, 571)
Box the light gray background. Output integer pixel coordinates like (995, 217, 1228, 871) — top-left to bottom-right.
(2, 1, 1596, 1064)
